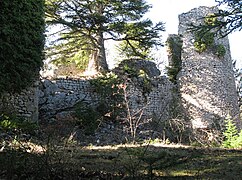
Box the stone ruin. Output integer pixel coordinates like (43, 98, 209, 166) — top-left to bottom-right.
(172, 6, 240, 141)
(0, 6, 240, 143)
(177, 7, 239, 130)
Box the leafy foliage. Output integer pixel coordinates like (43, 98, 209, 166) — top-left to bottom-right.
(216, 44, 226, 57)
(46, 32, 92, 72)
(45, 0, 165, 72)
(117, 40, 151, 60)
(222, 116, 242, 148)
(193, 14, 216, 53)
(90, 73, 124, 117)
(0, 0, 45, 95)
(0, 114, 38, 134)
(194, 30, 215, 53)
(74, 73, 124, 134)
(215, 0, 242, 36)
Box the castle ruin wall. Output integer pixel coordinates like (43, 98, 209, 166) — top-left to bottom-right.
(38, 76, 175, 122)
(177, 6, 240, 129)
(0, 82, 39, 122)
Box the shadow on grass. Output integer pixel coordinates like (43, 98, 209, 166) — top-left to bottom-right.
(1, 143, 241, 179)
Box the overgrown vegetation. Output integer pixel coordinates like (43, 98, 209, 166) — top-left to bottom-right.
(193, 14, 226, 58)
(74, 102, 102, 135)
(216, 44, 226, 57)
(194, 30, 215, 53)
(90, 73, 124, 118)
(74, 70, 153, 140)
(0, 99, 38, 135)
(74, 73, 124, 134)
(0, 114, 38, 134)
(0, 0, 45, 95)
(166, 35, 182, 83)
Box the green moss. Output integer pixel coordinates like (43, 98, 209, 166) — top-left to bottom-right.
(194, 30, 215, 53)
(216, 44, 226, 57)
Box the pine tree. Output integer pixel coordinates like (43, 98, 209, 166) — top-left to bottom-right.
(222, 118, 238, 148)
(45, 0, 164, 73)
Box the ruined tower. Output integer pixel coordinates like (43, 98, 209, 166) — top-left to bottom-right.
(176, 6, 240, 135)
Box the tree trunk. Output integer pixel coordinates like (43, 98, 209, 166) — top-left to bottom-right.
(86, 32, 109, 74)
(97, 32, 109, 73)
(85, 50, 98, 75)
(87, 3, 108, 74)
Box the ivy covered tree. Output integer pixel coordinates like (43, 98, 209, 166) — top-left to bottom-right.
(0, 0, 45, 95)
(45, 0, 164, 73)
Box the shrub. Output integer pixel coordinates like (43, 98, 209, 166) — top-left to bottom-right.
(194, 30, 215, 53)
(74, 102, 102, 135)
(90, 73, 124, 119)
(0, 114, 38, 134)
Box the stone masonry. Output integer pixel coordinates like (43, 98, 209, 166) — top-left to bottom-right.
(0, 81, 39, 122)
(38, 72, 175, 122)
(177, 6, 240, 129)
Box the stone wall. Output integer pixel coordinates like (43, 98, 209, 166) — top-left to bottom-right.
(38, 75, 175, 122)
(177, 6, 240, 130)
(0, 82, 39, 122)
(39, 78, 98, 121)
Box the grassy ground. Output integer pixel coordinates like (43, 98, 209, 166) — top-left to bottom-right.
(0, 117, 241, 179)
(0, 140, 241, 179)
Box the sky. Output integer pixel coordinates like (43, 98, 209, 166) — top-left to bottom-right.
(145, 0, 242, 68)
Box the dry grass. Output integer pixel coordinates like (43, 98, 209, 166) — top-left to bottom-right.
(1, 121, 242, 179)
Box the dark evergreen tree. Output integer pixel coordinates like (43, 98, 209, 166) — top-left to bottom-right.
(0, 0, 45, 95)
(45, 0, 164, 73)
